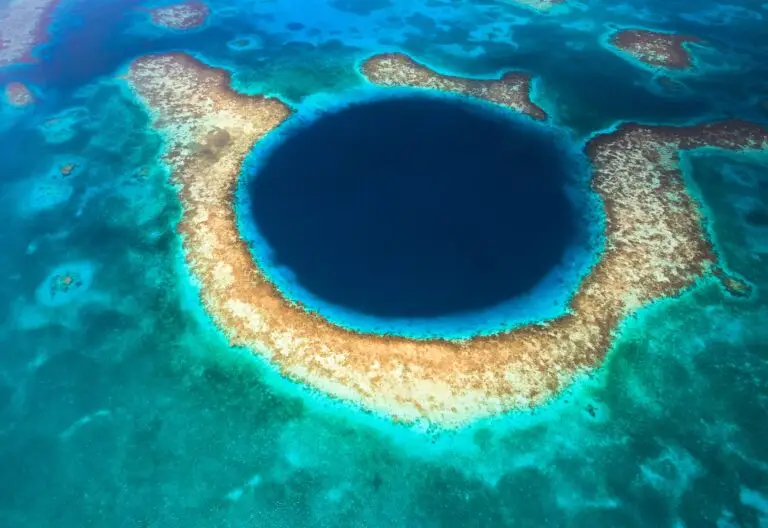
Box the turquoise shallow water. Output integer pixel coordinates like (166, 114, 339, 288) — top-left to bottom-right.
(1, 0, 768, 526)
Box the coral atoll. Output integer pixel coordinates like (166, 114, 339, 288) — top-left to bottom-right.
(611, 29, 701, 70)
(125, 52, 768, 427)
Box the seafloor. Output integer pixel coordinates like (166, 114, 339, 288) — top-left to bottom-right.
(1, 0, 768, 526)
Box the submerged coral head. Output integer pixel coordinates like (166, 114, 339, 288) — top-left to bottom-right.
(4, 82, 35, 107)
(148, 1, 209, 30)
(245, 94, 586, 322)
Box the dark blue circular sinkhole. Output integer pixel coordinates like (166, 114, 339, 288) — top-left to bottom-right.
(245, 94, 590, 324)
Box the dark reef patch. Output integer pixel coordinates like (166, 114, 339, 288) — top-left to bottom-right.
(744, 208, 768, 227)
(329, 0, 392, 15)
(247, 95, 585, 319)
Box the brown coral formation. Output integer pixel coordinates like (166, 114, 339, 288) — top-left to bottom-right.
(50, 272, 82, 298)
(148, 1, 209, 30)
(59, 163, 76, 176)
(712, 267, 753, 298)
(125, 52, 768, 427)
(361, 53, 547, 120)
(4, 81, 34, 106)
(611, 29, 701, 69)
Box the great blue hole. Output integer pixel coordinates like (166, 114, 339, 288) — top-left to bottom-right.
(245, 95, 587, 323)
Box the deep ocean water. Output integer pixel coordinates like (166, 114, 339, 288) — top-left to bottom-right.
(1, 0, 768, 526)
(240, 92, 595, 337)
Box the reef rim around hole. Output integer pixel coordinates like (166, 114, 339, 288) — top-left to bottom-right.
(236, 89, 601, 340)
